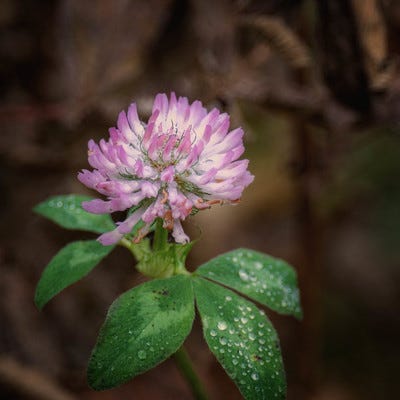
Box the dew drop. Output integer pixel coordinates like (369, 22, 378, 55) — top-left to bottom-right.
(240, 317, 248, 324)
(217, 321, 227, 331)
(219, 337, 227, 345)
(238, 270, 249, 281)
(254, 261, 263, 270)
(210, 330, 217, 337)
(138, 350, 146, 360)
(225, 295, 232, 302)
(251, 372, 259, 381)
(249, 333, 256, 341)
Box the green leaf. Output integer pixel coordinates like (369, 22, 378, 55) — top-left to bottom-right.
(193, 277, 286, 400)
(196, 248, 302, 319)
(35, 240, 114, 309)
(87, 275, 195, 390)
(34, 194, 115, 234)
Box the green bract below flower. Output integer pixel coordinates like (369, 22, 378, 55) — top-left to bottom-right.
(78, 92, 254, 246)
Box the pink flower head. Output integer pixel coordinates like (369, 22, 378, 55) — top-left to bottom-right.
(78, 93, 254, 245)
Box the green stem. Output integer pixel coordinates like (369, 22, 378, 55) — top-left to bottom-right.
(173, 346, 208, 400)
(153, 218, 168, 251)
(119, 237, 137, 255)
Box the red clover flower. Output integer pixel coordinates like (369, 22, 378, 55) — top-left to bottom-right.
(78, 93, 254, 245)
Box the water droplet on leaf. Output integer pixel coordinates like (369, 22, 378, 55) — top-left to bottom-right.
(254, 261, 263, 270)
(217, 321, 227, 331)
(238, 270, 249, 281)
(251, 372, 259, 381)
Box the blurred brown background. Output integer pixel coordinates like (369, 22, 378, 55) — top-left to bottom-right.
(1, 0, 399, 399)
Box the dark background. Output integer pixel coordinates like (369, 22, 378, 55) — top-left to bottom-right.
(1, 0, 399, 399)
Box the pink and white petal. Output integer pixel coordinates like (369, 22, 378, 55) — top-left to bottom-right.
(160, 166, 175, 183)
(214, 159, 249, 180)
(88, 141, 117, 172)
(82, 199, 113, 214)
(142, 119, 156, 147)
(97, 180, 140, 195)
(109, 196, 136, 212)
(165, 92, 178, 122)
(174, 96, 190, 128)
(152, 93, 169, 126)
(109, 127, 126, 144)
(127, 103, 144, 136)
(117, 110, 134, 143)
(196, 108, 220, 132)
(98, 229, 123, 245)
(236, 170, 255, 188)
(176, 126, 192, 154)
(172, 220, 190, 243)
(142, 199, 164, 224)
(141, 181, 160, 197)
(77, 169, 105, 190)
(162, 134, 178, 161)
(190, 168, 218, 185)
(187, 100, 207, 128)
(203, 127, 244, 156)
(185, 141, 204, 168)
(117, 207, 146, 234)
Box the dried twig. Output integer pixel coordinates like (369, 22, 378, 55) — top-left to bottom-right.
(239, 15, 311, 71)
(352, 0, 394, 91)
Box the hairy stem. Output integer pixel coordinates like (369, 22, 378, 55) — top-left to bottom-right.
(153, 218, 168, 251)
(173, 346, 208, 400)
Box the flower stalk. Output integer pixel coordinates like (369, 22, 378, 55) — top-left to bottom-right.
(173, 346, 208, 400)
(153, 218, 168, 251)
